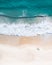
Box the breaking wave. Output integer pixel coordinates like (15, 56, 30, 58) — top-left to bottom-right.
(0, 16, 52, 36)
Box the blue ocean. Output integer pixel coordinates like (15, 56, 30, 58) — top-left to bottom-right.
(0, 0, 52, 17)
(0, 0, 52, 36)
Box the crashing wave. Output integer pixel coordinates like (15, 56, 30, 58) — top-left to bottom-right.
(0, 20, 52, 36)
(0, 15, 52, 36)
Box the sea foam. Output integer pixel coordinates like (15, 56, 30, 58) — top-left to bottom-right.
(0, 16, 52, 36)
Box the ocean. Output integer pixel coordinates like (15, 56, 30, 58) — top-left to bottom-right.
(0, 0, 52, 36)
(0, 0, 52, 17)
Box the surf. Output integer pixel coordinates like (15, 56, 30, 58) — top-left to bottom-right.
(0, 15, 52, 36)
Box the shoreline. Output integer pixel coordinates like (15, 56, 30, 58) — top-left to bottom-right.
(0, 34, 52, 49)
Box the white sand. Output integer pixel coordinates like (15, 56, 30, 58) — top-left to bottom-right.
(0, 34, 52, 65)
(0, 43, 52, 65)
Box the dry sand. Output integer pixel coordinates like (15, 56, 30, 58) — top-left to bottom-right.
(0, 34, 52, 65)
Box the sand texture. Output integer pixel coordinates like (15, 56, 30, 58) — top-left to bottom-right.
(0, 34, 52, 65)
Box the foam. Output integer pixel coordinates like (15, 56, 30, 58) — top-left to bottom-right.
(0, 17, 52, 36)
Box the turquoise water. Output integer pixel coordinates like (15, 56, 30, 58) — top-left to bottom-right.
(0, 0, 52, 17)
(0, 0, 52, 36)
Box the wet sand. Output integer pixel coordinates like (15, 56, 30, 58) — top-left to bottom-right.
(0, 34, 52, 49)
(0, 34, 52, 65)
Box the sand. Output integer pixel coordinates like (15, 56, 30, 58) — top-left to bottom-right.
(0, 34, 52, 65)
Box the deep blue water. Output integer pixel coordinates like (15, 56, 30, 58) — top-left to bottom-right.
(0, 0, 52, 18)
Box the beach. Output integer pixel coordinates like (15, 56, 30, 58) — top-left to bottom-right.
(0, 0, 52, 64)
(0, 34, 52, 65)
(0, 34, 52, 48)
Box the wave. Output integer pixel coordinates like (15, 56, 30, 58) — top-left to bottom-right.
(0, 11, 49, 19)
(0, 16, 52, 36)
(0, 14, 48, 19)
